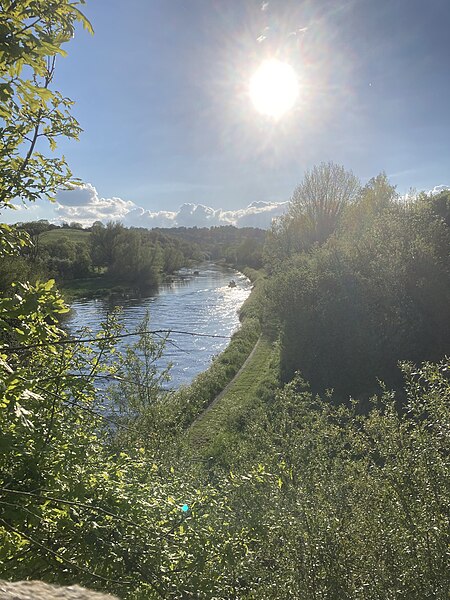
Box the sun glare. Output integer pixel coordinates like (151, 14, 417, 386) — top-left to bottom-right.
(249, 59, 299, 119)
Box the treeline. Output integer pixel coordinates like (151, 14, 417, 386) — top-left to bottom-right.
(0, 221, 265, 295)
(0, 222, 190, 293)
(87, 222, 203, 288)
(153, 225, 266, 268)
(264, 165, 450, 403)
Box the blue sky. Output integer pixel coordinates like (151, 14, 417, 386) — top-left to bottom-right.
(9, 0, 450, 226)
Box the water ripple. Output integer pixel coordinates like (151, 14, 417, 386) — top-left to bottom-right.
(67, 263, 251, 388)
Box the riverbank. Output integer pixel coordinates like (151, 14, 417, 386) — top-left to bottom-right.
(66, 263, 253, 389)
(61, 274, 134, 300)
(170, 268, 268, 429)
(61, 272, 184, 300)
(188, 336, 274, 448)
(61, 264, 252, 300)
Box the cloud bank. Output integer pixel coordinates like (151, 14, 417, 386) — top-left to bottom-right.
(53, 182, 450, 230)
(429, 184, 450, 195)
(55, 184, 289, 229)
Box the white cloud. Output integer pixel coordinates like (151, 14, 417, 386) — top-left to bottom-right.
(221, 201, 289, 228)
(429, 184, 450, 195)
(55, 184, 135, 222)
(56, 183, 99, 206)
(123, 207, 176, 228)
(53, 184, 289, 229)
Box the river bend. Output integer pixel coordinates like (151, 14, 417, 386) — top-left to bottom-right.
(67, 263, 251, 388)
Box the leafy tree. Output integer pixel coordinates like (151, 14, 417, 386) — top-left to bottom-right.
(267, 162, 360, 263)
(423, 188, 450, 227)
(90, 221, 124, 270)
(268, 182, 450, 400)
(340, 171, 397, 236)
(0, 0, 92, 210)
(0, 254, 51, 293)
(288, 162, 360, 242)
(162, 245, 184, 274)
(109, 229, 163, 289)
(41, 238, 92, 279)
(234, 360, 450, 599)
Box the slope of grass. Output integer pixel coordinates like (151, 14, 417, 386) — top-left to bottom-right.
(186, 336, 276, 455)
(39, 228, 91, 245)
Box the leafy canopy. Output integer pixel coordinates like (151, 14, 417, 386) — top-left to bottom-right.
(0, 0, 92, 209)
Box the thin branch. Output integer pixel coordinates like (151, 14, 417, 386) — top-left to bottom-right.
(33, 382, 137, 433)
(5, 329, 231, 352)
(0, 490, 178, 598)
(15, 373, 137, 433)
(15, 17, 41, 37)
(0, 488, 156, 536)
(0, 517, 134, 587)
(0, 500, 44, 523)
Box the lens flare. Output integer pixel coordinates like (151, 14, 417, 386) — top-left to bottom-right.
(249, 59, 299, 119)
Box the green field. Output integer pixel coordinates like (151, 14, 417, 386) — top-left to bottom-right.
(39, 228, 91, 245)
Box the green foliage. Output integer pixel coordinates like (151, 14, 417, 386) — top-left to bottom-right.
(41, 237, 92, 280)
(235, 360, 450, 599)
(0, 0, 92, 209)
(2, 295, 449, 600)
(420, 187, 450, 227)
(3, 222, 211, 296)
(90, 222, 124, 270)
(290, 161, 359, 238)
(265, 162, 360, 267)
(0, 223, 30, 257)
(153, 225, 266, 264)
(267, 173, 450, 401)
(106, 313, 175, 454)
(2, 3, 449, 597)
(0, 255, 48, 294)
(109, 229, 163, 289)
(225, 237, 264, 269)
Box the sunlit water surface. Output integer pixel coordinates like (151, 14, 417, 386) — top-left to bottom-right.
(67, 264, 251, 389)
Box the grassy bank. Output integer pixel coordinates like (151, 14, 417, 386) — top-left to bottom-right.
(171, 269, 267, 429)
(39, 228, 91, 244)
(61, 274, 160, 300)
(186, 336, 279, 461)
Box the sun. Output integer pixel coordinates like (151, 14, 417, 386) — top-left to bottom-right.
(249, 59, 299, 119)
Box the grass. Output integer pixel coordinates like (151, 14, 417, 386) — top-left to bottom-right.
(172, 316, 261, 428)
(186, 336, 276, 454)
(60, 274, 132, 300)
(39, 228, 91, 245)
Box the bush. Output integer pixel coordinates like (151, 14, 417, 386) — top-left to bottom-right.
(268, 198, 450, 402)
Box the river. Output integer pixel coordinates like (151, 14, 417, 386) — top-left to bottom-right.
(67, 263, 252, 388)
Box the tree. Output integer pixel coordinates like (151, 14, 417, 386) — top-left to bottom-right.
(0, 0, 93, 211)
(288, 161, 360, 246)
(90, 221, 124, 269)
(268, 192, 450, 400)
(110, 228, 163, 289)
(425, 188, 450, 227)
